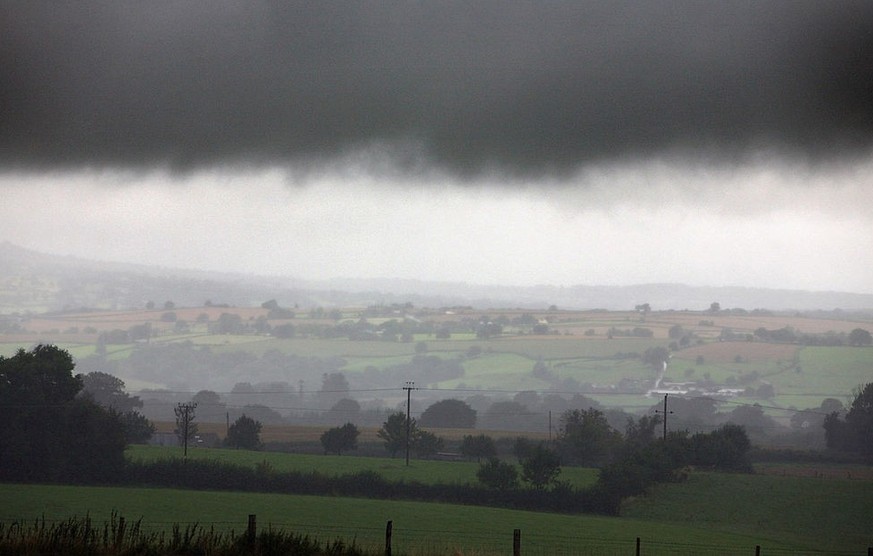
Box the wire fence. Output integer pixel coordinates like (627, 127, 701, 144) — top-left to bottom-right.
(2, 515, 866, 556)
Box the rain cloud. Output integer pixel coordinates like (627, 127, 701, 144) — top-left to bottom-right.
(3, 1, 873, 176)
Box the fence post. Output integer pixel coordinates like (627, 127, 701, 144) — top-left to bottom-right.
(513, 528, 521, 556)
(247, 514, 256, 546)
(755, 545, 760, 556)
(385, 520, 392, 556)
(636, 537, 640, 556)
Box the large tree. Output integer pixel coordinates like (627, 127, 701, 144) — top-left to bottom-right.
(0, 345, 126, 482)
(80, 371, 142, 413)
(225, 414, 263, 450)
(320, 422, 359, 455)
(377, 411, 418, 457)
(848, 328, 873, 347)
(556, 408, 622, 466)
(418, 399, 476, 429)
(521, 444, 562, 490)
(824, 383, 873, 457)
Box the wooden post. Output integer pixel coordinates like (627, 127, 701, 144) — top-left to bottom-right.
(385, 520, 393, 556)
(247, 514, 256, 546)
(755, 545, 760, 556)
(513, 528, 521, 556)
(636, 537, 641, 556)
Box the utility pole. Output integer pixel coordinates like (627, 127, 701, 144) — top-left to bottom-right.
(403, 381, 416, 467)
(655, 394, 673, 440)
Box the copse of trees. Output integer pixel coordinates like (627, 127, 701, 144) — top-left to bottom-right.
(0, 345, 128, 483)
(594, 423, 753, 513)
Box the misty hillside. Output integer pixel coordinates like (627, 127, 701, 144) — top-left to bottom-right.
(2, 241, 872, 314)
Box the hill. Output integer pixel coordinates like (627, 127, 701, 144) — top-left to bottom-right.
(3, 242, 873, 313)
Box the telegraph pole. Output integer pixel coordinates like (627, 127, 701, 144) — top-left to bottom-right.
(655, 394, 673, 440)
(175, 402, 197, 458)
(403, 381, 416, 466)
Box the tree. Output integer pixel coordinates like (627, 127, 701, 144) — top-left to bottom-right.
(477, 457, 519, 490)
(225, 414, 263, 450)
(319, 372, 350, 408)
(0, 345, 127, 482)
(824, 383, 873, 457)
(623, 415, 660, 452)
(329, 398, 361, 425)
(272, 323, 295, 338)
(418, 399, 477, 428)
(119, 411, 155, 444)
(848, 328, 873, 347)
(642, 346, 670, 371)
(521, 444, 561, 489)
(320, 422, 359, 455)
(460, 434, 497, 462)
(691, 423, 752, 471)
(79, 371, 143, 413)
(556, 408, 622, 466)
(211, 313, 244, 334)
(174, 402, 198, 450)
(79, 372, 153, 444)
(414, 430, 444, 458)
(377, 412, 418, 457)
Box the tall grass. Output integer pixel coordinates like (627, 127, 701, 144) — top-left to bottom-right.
(0, 513, 368, 556)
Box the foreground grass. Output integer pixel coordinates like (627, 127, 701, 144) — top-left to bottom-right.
(0, 483, 815, 555)
(125, 445, 601, 489)
(621, 472, 873, 553)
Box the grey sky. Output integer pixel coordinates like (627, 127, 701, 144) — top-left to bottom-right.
(2, 2, 872, 294)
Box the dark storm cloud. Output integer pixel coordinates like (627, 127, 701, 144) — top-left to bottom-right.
(2, 1, 872, 175)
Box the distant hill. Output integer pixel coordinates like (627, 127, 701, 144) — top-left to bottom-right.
(2, 242, 872, 313)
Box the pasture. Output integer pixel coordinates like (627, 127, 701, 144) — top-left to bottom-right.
(125, 445, 601, 489)
(2, 306, 872, 418)
(621, 471, 873, 553)
(0, 482, 828, 555)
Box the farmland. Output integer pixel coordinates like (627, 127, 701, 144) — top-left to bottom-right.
(2, 301, 873, 554)
(1, 305, 871, 425)
(3, 463, 870, 555)
(125, 445, 600, 489)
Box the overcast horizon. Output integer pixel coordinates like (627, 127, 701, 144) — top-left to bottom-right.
(3, 2, 873, 294)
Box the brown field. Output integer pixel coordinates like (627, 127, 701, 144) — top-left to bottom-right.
(676, 341, 800, 364)
(152, 421, 548, 444)
(755, 463, 873, 480)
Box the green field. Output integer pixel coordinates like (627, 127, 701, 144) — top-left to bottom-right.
(0, 482, 826, 555)
(3, 308, 873, 418)
(622, 472, 873, 553)
(125, 445, 601, 489)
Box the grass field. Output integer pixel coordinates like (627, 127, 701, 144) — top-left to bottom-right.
(2, 308, 872, 417)
(621, 471, 873, 553)
(0, 482, 828, 555)
(125, 445, 601, 489)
